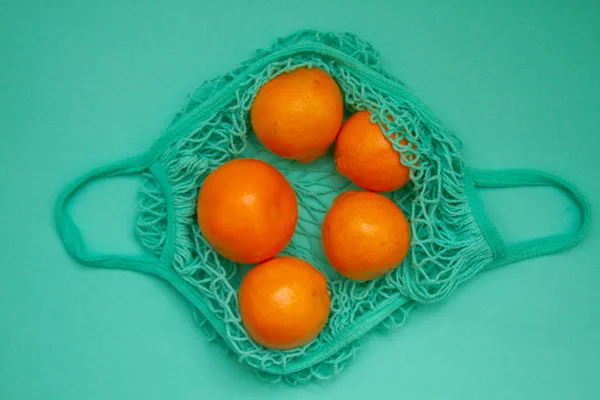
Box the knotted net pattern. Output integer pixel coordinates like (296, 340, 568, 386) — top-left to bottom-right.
(135, 30, 493, 384)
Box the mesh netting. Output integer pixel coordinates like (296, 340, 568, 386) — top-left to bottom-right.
(135, 30, 493, 384)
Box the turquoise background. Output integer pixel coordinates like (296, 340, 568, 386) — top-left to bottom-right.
(1, 0, 599, 398)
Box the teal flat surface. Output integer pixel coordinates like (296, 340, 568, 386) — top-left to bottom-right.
(1, 0, 599, 398)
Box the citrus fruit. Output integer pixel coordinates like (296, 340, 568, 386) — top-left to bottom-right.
(238, 256, 331, 350)
(197, 158, 297, 264)
(250, 67, 344, 162)
(335, 110, 412, 192)
(322, 191, 411, 281)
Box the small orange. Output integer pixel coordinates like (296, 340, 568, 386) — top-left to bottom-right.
(322, 191, 411, 281)
(197, 158, 297, 264)
(250, 67, 344, 162)
(239, 256, 331, 350)
(335, 110, 412, 192)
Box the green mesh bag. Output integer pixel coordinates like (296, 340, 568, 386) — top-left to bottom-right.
(55, 30, 591, 384)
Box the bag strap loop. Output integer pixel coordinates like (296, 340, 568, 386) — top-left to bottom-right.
(466, 168, 591, 269)
(54, 154, 170, 274)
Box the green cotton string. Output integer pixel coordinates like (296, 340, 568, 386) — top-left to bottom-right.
(55, 30, 591, 386)
(136, 30, 493, 383)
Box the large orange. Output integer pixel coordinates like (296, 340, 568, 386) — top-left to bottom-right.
(250, 67, 344, 162)
(335, 110, 412, 192)
(322, 191, 411, 281)
(239, 256, 331, 350)
(197, 158, 297, 264)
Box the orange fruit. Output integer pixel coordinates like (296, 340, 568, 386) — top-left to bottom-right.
(322, 191, 411, 281)
(335, 110, 412, 192)
(239, 256, 331, 350)
(250, 67, 344, 162)
(197, 158, 297, 264)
